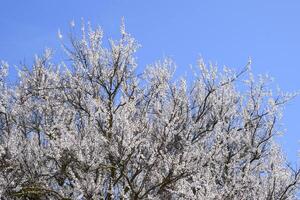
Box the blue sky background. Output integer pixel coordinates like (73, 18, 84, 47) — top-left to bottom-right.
(1, 0, 300, 163)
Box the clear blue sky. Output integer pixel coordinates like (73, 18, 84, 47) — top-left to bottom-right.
(1, 0, 299, 163)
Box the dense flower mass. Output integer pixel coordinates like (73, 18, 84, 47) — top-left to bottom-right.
(0, 22, 299, 199)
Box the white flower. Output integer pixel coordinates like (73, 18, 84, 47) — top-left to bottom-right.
(57, 29, 63, 39)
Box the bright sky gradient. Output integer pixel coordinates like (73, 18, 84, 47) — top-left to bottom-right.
(1, 1, 299, 163)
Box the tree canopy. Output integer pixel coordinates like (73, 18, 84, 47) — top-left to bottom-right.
(0, 22, 299, 200)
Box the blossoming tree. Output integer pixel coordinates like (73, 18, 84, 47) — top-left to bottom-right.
(0, 22, 299, 199)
